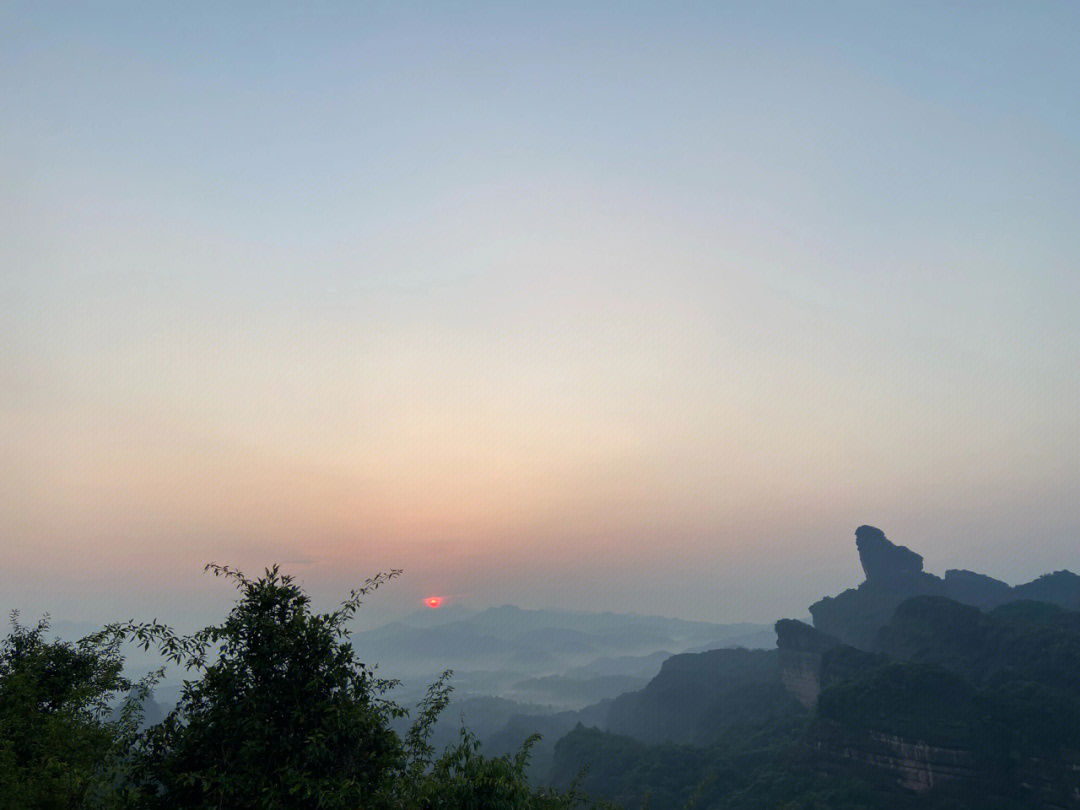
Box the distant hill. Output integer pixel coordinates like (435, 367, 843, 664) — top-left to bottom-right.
(565, 649, 674, 680)
(603, 648, 806, 747)
(352, 604, 774, 685)
(808, 525, 1080, 648)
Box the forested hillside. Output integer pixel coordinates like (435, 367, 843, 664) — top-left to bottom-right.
(546, 528, 1080, 809)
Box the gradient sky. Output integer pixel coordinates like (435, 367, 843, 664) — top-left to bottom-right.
(3, 2, 1080, 629)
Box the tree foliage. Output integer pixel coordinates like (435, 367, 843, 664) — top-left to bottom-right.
(1, 565, 602, 809)
(128, 565, 405, 809)
(0, 614, 147, 809)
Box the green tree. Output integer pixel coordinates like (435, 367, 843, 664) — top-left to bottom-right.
(396, 674, 595, 810)
(0, 614, 146, 809)
(107, 563, 607, 809)
(126, 565, 405, 810)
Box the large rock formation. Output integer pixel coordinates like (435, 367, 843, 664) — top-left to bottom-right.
(806, 526, 1080, 649)
(855, 525, 924, 581)
(774, 535, 1080, 805)
(775, 619, 839, 708)
(807, 724, 983, 794)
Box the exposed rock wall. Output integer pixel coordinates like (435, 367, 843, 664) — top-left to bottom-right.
(809, 721, 1080, 807)
(807, 722, 981, 793)
(774, 620, 840, 708)
(778, 648, 822, 709)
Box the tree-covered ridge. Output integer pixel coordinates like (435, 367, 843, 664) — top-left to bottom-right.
(603, 648, 807, 749)
(875, 595, 1080, 691)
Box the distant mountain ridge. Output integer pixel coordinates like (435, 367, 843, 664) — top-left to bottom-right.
(809, 525, 1080, 648)
(355, 604, 773, 683)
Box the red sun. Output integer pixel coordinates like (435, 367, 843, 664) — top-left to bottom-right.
(425, 596, 443, 609)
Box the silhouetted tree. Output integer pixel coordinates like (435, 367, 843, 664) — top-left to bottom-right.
(115, 564, 599, 809)
(0, 615, 146, 809)
(125, 565, 404, 809)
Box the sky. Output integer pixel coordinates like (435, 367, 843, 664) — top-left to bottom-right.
(3, 1, 1080, 629)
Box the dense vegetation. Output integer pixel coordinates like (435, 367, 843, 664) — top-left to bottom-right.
(0, 616, 145, 809)
(0, 566, 600, 810)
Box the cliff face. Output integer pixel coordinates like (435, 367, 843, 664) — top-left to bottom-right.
(808, 721, 1080, 806)
(778, 649, 823, 709)
(774, 620, 839, 708)
(807, 722, 982, 793)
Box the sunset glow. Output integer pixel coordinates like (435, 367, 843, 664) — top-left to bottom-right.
(2, 3, 1079, 628)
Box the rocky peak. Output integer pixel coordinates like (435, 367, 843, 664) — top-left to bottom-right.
(855, 525, 923, 582)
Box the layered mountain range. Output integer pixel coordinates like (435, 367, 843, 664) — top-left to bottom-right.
(547, 526, 1080, 809)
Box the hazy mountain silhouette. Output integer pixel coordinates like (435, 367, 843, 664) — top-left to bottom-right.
(546, 525, 1080, 809)
(810, 525, 1080, 648)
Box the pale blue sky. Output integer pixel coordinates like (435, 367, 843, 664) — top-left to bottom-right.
(3, 2, 1079, 626)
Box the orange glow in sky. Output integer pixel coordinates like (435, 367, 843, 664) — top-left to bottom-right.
(4, 3, 1080, 629)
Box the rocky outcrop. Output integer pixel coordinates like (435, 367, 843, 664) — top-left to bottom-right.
(807, 722, 982, 793)
(809, 527, 944, 648)
(775, 620, 839, 708)
(807, 526, 1080, 649)
(856, 525, 924, 582)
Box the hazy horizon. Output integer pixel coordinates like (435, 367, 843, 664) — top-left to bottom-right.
(4, 2, 1079, 629)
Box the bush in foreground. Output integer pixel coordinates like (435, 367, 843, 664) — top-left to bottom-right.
(0, 565, 599, 810)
